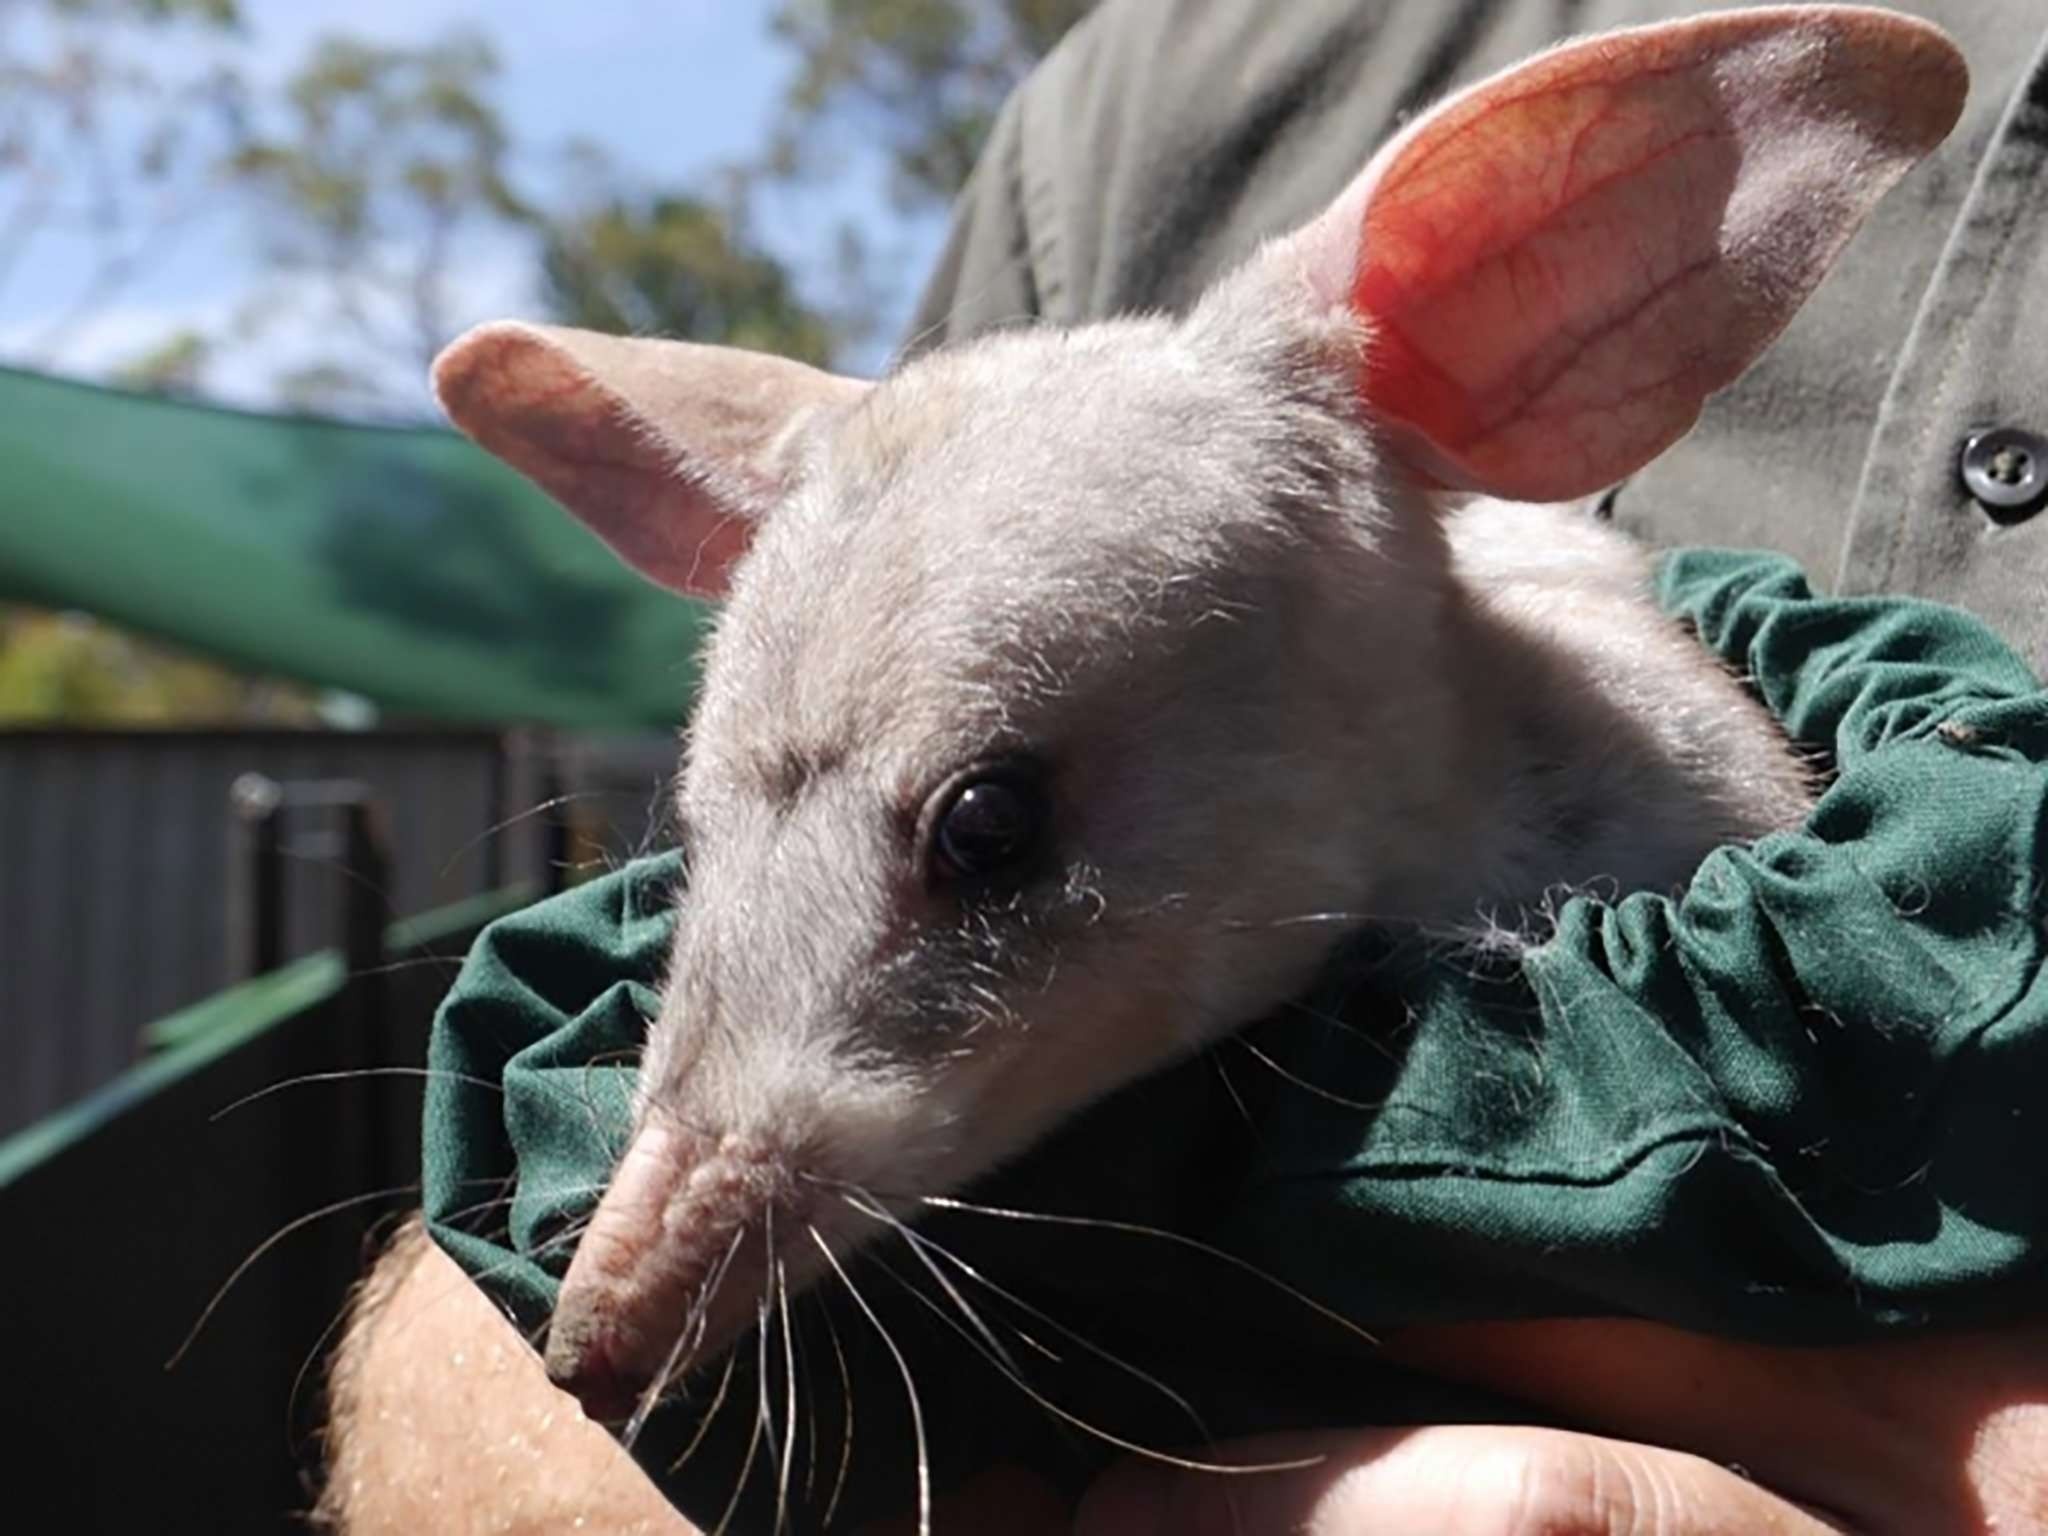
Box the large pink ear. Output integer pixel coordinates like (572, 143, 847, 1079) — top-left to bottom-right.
(1281, 6, 1965, 502)
(432, 322, 869, 598)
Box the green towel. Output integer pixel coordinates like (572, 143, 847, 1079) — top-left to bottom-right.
(423, 549, 2048, 1532)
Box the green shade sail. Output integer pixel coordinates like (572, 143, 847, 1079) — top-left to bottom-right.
(0, 365, 707, 728)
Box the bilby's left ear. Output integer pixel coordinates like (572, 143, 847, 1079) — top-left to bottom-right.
(433, 322, 870, 599)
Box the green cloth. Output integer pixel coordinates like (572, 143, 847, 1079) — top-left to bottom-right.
(0, 365, 708, 728)
(424, 550, 2048, 1532)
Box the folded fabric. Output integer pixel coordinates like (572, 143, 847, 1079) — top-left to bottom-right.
(423, 549, 2048, 1531)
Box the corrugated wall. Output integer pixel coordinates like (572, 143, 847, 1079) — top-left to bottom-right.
(0, 728, 678, 1139)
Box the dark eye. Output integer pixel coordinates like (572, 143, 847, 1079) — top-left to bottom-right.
(932, 771, 1045, 882)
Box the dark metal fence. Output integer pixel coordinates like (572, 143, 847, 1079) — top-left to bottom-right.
(0, 727, 680, 1138)
(0, 719, 689, 1529)
(0, 884, 532, 1533)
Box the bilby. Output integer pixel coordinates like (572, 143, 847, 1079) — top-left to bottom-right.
(431, 6, 1965, 1425)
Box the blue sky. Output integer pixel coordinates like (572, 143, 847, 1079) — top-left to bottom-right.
(0, 1, 941, 412)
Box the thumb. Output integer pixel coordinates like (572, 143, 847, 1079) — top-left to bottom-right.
(1073, 1425, 1848, 1536)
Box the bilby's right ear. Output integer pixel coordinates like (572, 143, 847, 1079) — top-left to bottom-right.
(1217, 5, 1967, 504)
(432, 322, 870, 599)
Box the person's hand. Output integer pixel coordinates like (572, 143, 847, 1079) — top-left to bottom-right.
(1069, 1318, 2048, 1536)
(1077, 1423, 1839, 1534)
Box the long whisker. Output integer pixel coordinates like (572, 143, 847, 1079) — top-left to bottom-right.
(1210, 1053, 1260, 1135)
(666, 1347, 741, 1478)
(704, 1318, 770, 1536)
(816, 1289, 857, 1531)
(775, 1258, 798, 1536)
(841, 1192, 1212, 1455)
(839, 1188, 1023, 1380)
(168, 1180, 426, 1370)
(435, 1180, 525, 1232)
(868, 1250, 1320, 1478)
(1274, 995, 1408, 1062)
(910, 1193, 1380, 1352)
(291, 1180, 588, 1424)
(796, 1290, 821, 1510)
(807, 1183, 1084, 1371)
(811, 1224, 929, 1536)
(286, 1206, 438, 1444)
(753, 1284, 777, 1526)
(294, 1193, 600, 1469)
(625, 1223, 748, 1450)
(1230, 1035, 1387, 1113)
(293, 1282, 368, 1446)
(347, 1205, 601, 1361)
(704, 1302, 770, 1536)
(623, 1295, 705, 1454)
(436, 790, 608, 880)
(208, 1056, 653, 1133)
(574, 1053, 638, 1166)
(1217, 909, 1382, 932)
(1212, 905, 1503, 945)
(341, 953, 473, 982)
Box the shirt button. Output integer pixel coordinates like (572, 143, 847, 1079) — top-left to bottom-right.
(1960, 427, 2048, 520)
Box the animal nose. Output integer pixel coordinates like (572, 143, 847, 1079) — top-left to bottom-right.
(536, 1119, 799, 1424)
(544, 1322, 645, 1424)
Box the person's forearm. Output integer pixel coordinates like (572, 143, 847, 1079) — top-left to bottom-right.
(318, 1218, 699, 1536)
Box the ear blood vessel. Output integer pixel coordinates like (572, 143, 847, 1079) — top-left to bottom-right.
(432, 7, 1967, 1426)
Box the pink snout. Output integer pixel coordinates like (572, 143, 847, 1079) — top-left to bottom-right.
(543, 1119, 799, 1421)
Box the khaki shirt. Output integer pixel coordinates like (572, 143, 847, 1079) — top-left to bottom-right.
(906, 0, 2048, 671)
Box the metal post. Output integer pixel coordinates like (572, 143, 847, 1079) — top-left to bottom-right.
(338, 795, 390, 985)
(542, 759, 571, 897)
(226, 773, 284, 982)
(331, 790, 395, 1189)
